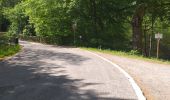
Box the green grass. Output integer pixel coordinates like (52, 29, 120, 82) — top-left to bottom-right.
(0, 44, 21, 59)
(81, 47, 170, 64)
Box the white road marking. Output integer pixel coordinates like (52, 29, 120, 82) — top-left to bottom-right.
(86, 51, 146, 100)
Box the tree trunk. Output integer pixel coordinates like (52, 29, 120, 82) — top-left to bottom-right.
(132, 4, 146, 52)
(90, 0, 99, 46)
(0, 24, 2, 32)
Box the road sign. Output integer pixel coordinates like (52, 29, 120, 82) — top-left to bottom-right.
(155, 33, 163, 39)
(155, 33, 163, 58)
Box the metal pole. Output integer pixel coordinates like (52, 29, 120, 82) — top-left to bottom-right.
(16, 17, 20, 45)
(156, 39, 160, 58)
(72, 22, 77, 46)
(149, 35, 152, 57)
(74, 30, 76, 45)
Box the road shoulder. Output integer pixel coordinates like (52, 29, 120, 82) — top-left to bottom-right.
(85, 50, 170, 100)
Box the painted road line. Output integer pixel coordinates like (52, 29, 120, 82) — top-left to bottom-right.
(86, 51, 146, 100)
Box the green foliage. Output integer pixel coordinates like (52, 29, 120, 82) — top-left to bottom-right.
(82, 47, 170, 64)
(23, 0, 73, 36)
(0, 44, 20, 58)
(0, 0, 170, 59)
(23, 24, 35, 36)
(0, 33, 8, 44)
(0, 0, 21, 8)
(0, 0, 23, 31)
(3, 1, 28, 39)
(129, 50, 140, 55)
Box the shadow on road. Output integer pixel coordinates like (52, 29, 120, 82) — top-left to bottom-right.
(0, 43, 134, 100)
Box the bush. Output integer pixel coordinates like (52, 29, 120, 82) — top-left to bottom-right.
(128, 50, 140, 55)
(0, 44, 20, 58)
(0, 32, 10, 45)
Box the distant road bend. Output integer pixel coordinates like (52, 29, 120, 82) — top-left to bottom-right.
(0, 41, 143, 100)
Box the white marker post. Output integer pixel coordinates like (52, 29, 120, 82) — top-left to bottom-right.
(155, 33, 163, 58)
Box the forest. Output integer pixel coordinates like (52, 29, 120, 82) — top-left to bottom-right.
(0, 0, 170, 59)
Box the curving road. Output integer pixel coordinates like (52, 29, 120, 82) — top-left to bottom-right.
(0, 41, 138, 100)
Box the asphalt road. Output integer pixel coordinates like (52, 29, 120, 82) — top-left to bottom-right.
(0, 41, 138, 100)
(96, 51, 170, 100)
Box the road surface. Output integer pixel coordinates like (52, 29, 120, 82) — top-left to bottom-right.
(0, 41, 138, 100)
(95, 52, 170, 100)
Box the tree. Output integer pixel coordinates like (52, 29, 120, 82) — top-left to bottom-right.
(1, 0, 170, 58)
(0, 0, 22, 32)
(130, 0, 170, 53)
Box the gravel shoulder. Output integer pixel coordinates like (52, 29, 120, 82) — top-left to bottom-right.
(0, 41, 138, 100)
(91, 51, 170, 100)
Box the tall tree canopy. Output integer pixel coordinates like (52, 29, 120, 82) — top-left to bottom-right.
(1, 0, 170, 58)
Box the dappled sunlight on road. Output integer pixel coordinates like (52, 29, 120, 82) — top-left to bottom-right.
(0, 41, 137, 100)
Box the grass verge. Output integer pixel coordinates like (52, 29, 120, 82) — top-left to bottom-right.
(0, 44, 21, 60)
(81, 47, 170, 64)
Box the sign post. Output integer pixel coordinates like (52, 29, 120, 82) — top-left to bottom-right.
(72, 22, 77, 45)
(155, 33, 163, 58)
